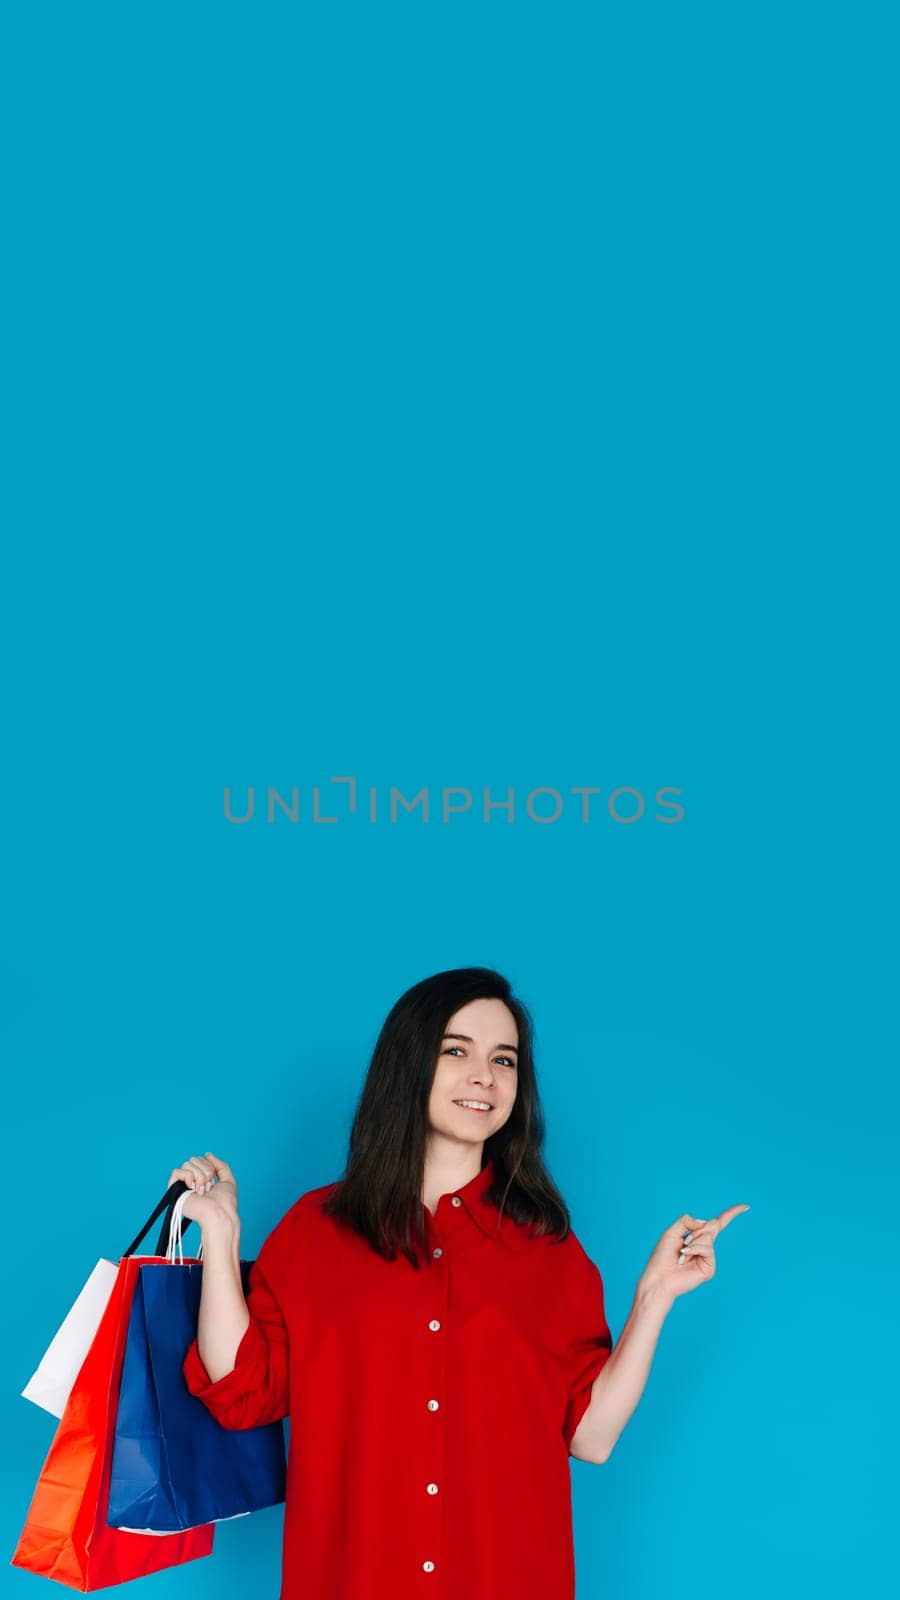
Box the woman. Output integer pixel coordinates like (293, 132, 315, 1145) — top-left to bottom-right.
(175, 966, 748, 1599)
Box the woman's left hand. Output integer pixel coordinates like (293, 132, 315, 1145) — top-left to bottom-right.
(639, 1204, 751, 1305)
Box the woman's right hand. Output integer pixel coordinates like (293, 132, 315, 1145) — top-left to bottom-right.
(167, 1152, 240, 1233)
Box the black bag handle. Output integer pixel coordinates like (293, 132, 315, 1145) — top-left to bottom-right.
(121, 1181, 196, 1259)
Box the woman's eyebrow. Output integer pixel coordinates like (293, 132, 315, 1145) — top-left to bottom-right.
(442, 1033, 519, 1054)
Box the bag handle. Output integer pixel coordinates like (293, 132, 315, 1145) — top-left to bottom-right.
(121, 1181, 196, 1259)
(165, 1188, 204, 1263)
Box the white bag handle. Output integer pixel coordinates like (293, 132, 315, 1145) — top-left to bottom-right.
(165, 1189, 204, 1264)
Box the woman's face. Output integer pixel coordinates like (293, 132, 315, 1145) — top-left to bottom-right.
(427, 997, 519, 1143)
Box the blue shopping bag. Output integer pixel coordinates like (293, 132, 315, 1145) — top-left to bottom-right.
(107, 1188, 286, 1533)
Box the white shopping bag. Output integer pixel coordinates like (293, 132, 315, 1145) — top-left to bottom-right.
(21, 1258, 120, 1417)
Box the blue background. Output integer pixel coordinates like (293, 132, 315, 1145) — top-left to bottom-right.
(1, 2, 894, 1596)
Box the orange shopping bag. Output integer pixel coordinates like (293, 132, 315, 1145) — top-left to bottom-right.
(11, 1186, 215, 1590)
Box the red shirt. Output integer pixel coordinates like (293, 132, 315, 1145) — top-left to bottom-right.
(182, 1158, 613, 1599)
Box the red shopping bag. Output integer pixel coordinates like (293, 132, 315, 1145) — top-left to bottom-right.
(11, 1187, 214, 1591)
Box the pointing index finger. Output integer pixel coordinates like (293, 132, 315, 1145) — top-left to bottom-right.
(714, 1204, 751, 1232)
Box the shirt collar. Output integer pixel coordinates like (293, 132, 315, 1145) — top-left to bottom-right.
(447, 1158, 534, 1252)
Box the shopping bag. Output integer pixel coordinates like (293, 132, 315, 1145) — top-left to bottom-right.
(10, 1185, 215, 1590)
(107, 1190, 287, 1532)
(20, 1184, 198, 1420)
(22, 1259, 120, 1418)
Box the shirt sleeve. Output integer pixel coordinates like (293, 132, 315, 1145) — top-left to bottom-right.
(182, 1229, 291, 1430)
(562, 1255, 614, 1454)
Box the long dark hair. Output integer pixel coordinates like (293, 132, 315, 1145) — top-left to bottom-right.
(321, 966, 572, 1268)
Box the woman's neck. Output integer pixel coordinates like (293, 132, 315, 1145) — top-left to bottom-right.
(421, 1142, 484, 1215)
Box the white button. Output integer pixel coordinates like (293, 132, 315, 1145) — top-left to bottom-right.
(427, 1399, 440, 1411)
(423, 1561, 435, 1572)
(428, 1319, 441, 1331)
(426, 1482, 439, 1495)
(451, 1196, 462, 1207)
(433, 1247, 443, 1258)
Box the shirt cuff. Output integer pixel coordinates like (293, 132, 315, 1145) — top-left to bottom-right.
(182, 1319, 261, 1407)
(564, 1383, 596, 1453)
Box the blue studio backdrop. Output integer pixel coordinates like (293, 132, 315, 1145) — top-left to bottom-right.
(1, 3, 894, 1598)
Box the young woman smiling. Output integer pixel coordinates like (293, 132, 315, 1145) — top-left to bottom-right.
(173, 966, 748, 1599)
